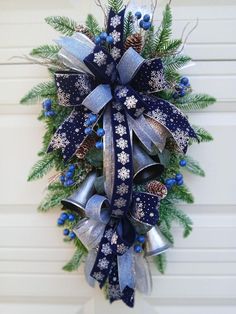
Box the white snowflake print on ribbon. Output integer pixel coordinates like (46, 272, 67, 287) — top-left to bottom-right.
(117, 87, 129, 98)
(110, 30, 121, 44)
(116, 138, 128, 150)
(173, 128, 189, 151)
(50, 133, 70, 150)
(110, 47, 121, 61)
(101, 243, 112, 256)
(104, 229, 113, 241)
(98, 257, 109, 270)
(93, 272, 105, 281)
(111, 233, 118, 245)
(117, 151, 129, 165)
(57, 87, 71, 106)
(148, 69, 166, 91)
(118, 167, 130, 181)
(105, 62, 115, 76)
(149, 108, 167, 124)
(74, 78, 90, 96)
(115, 124, 127, 137)
(117, 243, 128, 254)
(108, 284, 122, 299)
(113, 112, 125, 123)
(124, 95, 138, 109)
(114, 197, 127, 208)
(93, 51, 107, 67)
(113, 102, 122, 111)
(134, 201, 145, 220)
(116, 183, 129, 196)
(110, 15, 121, 28)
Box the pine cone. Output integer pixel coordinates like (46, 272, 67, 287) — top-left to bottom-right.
(75, 25, 93, 40)
(146, 180, 168, 200)
(124, 33, 143, 53)
(76, 134, 97, 159)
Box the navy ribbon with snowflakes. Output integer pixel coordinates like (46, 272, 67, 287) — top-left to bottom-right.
(47, 6, 198, 307)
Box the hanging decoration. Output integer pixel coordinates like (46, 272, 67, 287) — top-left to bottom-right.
(21, 0, 216, 307)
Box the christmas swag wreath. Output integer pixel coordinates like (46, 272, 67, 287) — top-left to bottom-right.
(21, 0, 216, 307)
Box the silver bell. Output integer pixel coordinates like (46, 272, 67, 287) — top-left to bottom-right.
(145, 226, 171, 257)
(61, 171, 97, 213)
(133, 144, 164, 184)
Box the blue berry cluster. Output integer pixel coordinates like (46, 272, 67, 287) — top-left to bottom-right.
(134, 234, 145, 253)
(173, 77, 191, 99)
(42, 99, 56, 117)
(165, 172, 184, 190)
(84, 113, 105, 150)
(135, 12, 152, 30)
(57, 212, 76, 239)
(60, 164, 76, 187)
(95, 32, 114, 45)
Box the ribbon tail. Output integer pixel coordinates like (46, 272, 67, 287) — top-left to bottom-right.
(117, 248, 135, 291)
(84, 249, 97, 287)
(134, 254, 152, 296)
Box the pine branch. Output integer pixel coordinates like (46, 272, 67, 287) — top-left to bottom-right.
(141, 27, 155, 59)
(45, 16, 77, 36)
(154, 5, 172, 53)
(124, 11, 134, 39)
(20, 81, 56, 105)
(163, 55, 191, 72)
(28, 154, 55, 181)
(159, 222, 174, 244)
(170, 207, 193, 237)
(192, 125, 214, 142)
(38, 189, 69, 212)
(157, 39, 182, 57)
(185, 155, 205, 177)
(168, 185, 194, 204)
(174, 94, 216, 111)
(85, 14, 101, 36)
(63, 241, 86, 272)
(108, 0, 124, 13)
(30, 45, 60, 61)
(153, 254, 167, 274)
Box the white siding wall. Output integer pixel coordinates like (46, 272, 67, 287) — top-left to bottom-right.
(0, 0, 235, 313)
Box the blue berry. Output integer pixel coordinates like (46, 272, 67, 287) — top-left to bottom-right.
(68, 164, 75, 172)
(43, 99, 52, 110)
(57, 218, 64, 226)
(68, 214, 75, 222)
(89, 114, 97, 124)
(179, 159, 187, 167)
(63, 229, 70, 236)
(60, 212, 68, 221)
(143, 14, 150, 22)
(179, 89, 186, 97)
(175, 173, 183, 181)
(84, 127, 93, 135)
(60, 175, 65, 183)
(47, 110, 56, 117)
(134, 244, 142, 253)
(176, 179, 184, 186)
(137, 235, 145, 243)
(97, 128, 105, 137)
(69, 231, 76, 239)
(139, 20, 144, 28)
(84, 118, 92, 127)
(95, 36, 101, 44)
(142, 21, 151, 30)
(173, 92, 179, 99)
(135, 11, 142, 19)
(95, 141, 103, 150)
(165, 178, 175, 186)
(65, 171, 74, 179)
(106, 35, 114, 44)
(100, 32, 107, 40)
(66, 179, 74, 186)
(180, 76, 190, 86)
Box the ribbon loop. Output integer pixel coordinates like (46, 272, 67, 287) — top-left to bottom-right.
(82, 84, 112, 114)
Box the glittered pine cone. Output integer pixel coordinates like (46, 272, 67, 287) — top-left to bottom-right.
(75, 24, 93, 40)
(146, 180, 168, 200)
(124, 33, 143, 54)
(76, 133, 98, 159)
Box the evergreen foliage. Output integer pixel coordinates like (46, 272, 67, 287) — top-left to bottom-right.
(45, 16, 77, 36)
(30, 45, 60, 61)
(63, 239, 87, 271)
(108, 0, 124, 13)
(124, 11, 134, 39)
(85, 14, 101, 36)
(174, 94, 216, 111)
(20, 81, 56, 104)
(154, 254, 167, 274)
(28, 154, 55, 181)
